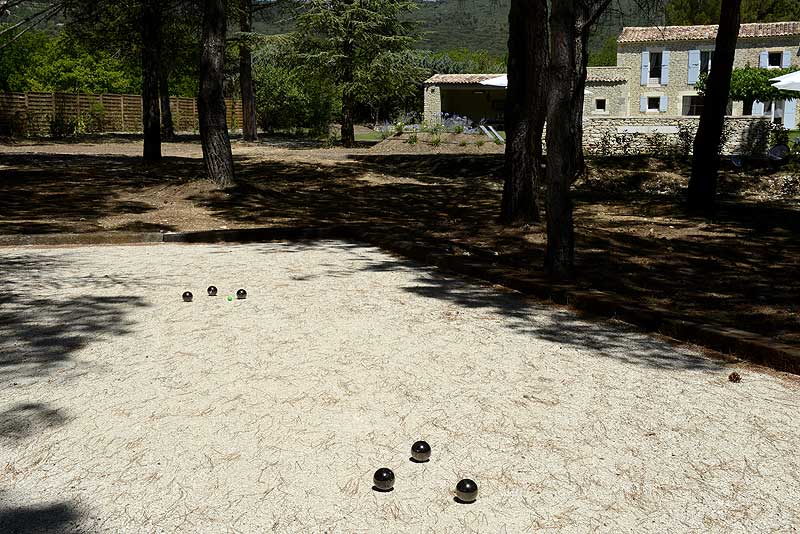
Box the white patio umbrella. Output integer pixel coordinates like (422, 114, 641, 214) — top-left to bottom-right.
(771, 70, 800, 92)
(480, 75, 508, 87)
(480, 74, 593, 93)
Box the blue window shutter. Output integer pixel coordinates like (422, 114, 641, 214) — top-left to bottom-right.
(659, 95, 668, 112)
(759, 51, 769, 68)
(782, 50, 791, 68)
(641, 51, 649, 85)
(785, 99, 797, 129)
(752, 100, 765, 115)
(640, 96, 647, 112)
(660, 50, 670, 85)
(688, 50, 701, 84)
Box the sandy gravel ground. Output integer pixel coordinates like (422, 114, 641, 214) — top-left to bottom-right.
(1, 242, 799, 533)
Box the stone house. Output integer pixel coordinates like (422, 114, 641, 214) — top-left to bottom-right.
(616, 21, 799, 127)
(423, 21, 800, 129)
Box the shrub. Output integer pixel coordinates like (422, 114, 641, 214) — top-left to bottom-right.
(646, 133, 669, 155)
(741, 120, 771, 157)
(407, 132, 418, 145)
(770, 124, 790, 147)
(442, 113, 471, 134)
(83, 102, 106, 133)
(676, 123, 694, 157)
(394, 121, 405, 136)
(458, 140, 467, 147)
(596, 131, 614, 156)
(614, 133, 634, 156)
(49, 112, 78, 138)
(429, 133, 442, 147)
(254, 61, 339, 136)
(476, 139, 485, 147)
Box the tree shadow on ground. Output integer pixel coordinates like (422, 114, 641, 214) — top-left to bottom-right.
(0, 153, 204, 234)
(0, 251, 143, 532)
(0, 496, 85, 534)
(2, 149, 797, 345)
(197, 153, 798, 341)
(0, 251, 148, 382)
(278, 241, 721, 372)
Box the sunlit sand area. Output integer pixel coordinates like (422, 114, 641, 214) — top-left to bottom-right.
(1, 242, 799, 532)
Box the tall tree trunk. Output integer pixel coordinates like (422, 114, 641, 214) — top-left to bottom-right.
(501, 0, 548, 224)
(688, 0, 742, 214)
(571, 20, 591, 178)
(341, 51, 355, 147)
(341, 91, 355, 147)
(239, 0, 258, 141)
(199, 0, 235, 186)
(544, 0, 579, 279)
(141, 0, 161, 162)
(159, 68, 175, 141)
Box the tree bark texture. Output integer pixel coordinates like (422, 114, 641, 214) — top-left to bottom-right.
(199, 0, 235, 187)
(141, 0, 161, 162)
(239, 0, 258, 141)
(687, 0, 742, 214)
(159, 68, 175, 141)
(340, 40, 356, 148)
(500, 0, 548, 224)
(544, 0, 579, 279)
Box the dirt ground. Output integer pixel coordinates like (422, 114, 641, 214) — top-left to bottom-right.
(0, 135, 798, 347)
(2, 242, 799, 532)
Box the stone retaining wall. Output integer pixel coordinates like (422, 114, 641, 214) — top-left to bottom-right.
(581, 116, 773, 156)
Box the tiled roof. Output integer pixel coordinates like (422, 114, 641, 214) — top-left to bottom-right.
(425, 70, 628, 85)
(423, 74, 503, 85)
(617, 22, 800, 43)
(619, 21, 800, 43)
(586, 67, 628, 83)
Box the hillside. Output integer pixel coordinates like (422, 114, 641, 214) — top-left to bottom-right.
(3, 0, 661, 63)
(254, 0, 664, 61)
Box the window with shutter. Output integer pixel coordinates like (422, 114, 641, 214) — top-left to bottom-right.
(785, 100, 797, 129)
(688, 50, 701, 84)
(700, 51, 713, 74)
(648, 51, 662, 84)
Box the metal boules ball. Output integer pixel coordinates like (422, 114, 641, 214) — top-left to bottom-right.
(410, 441, 431, 463)
(372, 468, 395, 492)
(455, 478, 478, 503)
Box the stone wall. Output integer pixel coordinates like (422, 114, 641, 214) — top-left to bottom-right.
(584, 81, 628, 118)
(423, 86, 441, 124)
(581, 116, 772, 156)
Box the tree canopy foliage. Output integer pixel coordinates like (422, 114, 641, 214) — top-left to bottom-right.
(666, 0, 800, 24)
(0, 28, 140, 93)
(695, 66, 800, 102)
(293, 0, 422, 145)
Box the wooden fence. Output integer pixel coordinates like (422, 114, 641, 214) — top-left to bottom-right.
(0, 92, 244, 136)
